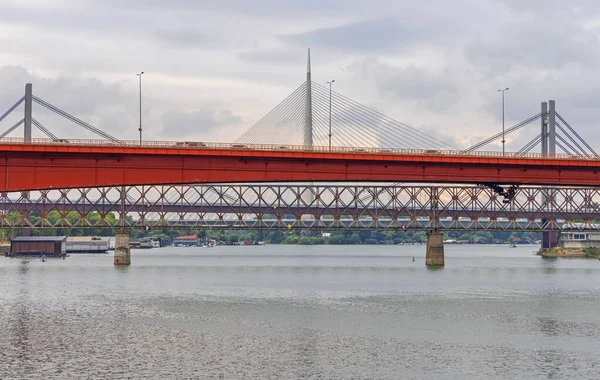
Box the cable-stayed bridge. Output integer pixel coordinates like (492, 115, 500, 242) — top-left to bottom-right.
(1, 50, 599, 265)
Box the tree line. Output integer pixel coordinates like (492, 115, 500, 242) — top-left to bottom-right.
(0, 211, 540, 245)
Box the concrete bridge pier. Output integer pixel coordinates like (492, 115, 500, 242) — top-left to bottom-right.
(541, 231, 558, 250)
(114, 232, 131, 265)
(425, 231, 444, 266)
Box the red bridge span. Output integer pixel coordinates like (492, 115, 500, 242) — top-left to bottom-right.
(1, 138, 600, 192)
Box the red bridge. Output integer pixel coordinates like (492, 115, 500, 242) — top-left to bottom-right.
(1, 77, 598, 265)
(0, 138, 599, 192)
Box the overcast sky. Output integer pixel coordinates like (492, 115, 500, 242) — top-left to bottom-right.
(2, 0, 600, 151)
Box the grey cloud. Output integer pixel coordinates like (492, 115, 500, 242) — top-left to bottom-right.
(237, 48, 305, 65)
(5, 0, 600, 152)
(362, 61, 461, 111)
(105, 0, 364, 17)
(466, 20, 600, 74)
(154, 29, 216, 49)
(280, 18, 434, 52)
(0, 66, 248, 143)
(0, 66, 137, 140)
(161, 109, 243, 139)
(499, 0, 600, 14)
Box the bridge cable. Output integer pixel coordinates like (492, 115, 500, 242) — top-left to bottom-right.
(554, 121, 588, 156)
(312, 84, 418, 148)
(235, 80, 455, 149)
(516, 133, 544, 156)
(312, 86, 386, 147)
(32, 96, 120, 142)
(273, 88, 308, 145)
(311, 101, 360, 147)
(248, 89, 306, 145)
(0, 97, 25, 126)
(0, 119, 24, 138)
(555, 112, 598, 157)
(555, 140, 572, 156)
(465, 113, 542, 152)
(235, 83, 306, 144)
(312, 84, 443, 149)
(313, 87, 411, 148)
(555, 124, 586, 156)
(555, 133, 582, 156)
(311, 91, 378, 147)
(249, 86, 307, 145)
(312, 82, 454, 150)
(31, 118, 58, 140)
(254, 88, 307, 145)
(317, 82, 454, 150)
(311, 88, 384, 147)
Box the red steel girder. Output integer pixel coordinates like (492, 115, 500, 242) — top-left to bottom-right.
(1, 143, 600, 191)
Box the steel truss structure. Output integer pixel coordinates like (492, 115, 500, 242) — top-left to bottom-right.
(2, 184, 600, 231)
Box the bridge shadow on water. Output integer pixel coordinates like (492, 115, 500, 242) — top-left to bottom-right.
(426, 265, 445, 272)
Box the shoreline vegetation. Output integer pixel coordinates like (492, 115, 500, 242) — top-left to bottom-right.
(538, 247, 600, 259)
(1, 229, 540, 246)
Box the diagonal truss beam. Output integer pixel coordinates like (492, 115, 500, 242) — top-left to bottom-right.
(2, 184, 600, 231)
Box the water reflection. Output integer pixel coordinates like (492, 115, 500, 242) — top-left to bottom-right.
(11, 260, 32, 377)
(19, 259, 30, 275)
(0, 245, 598, 379)
(426, 265, 444, 272)
(535, 316, 560, 337)
(292, 327, 319, 378)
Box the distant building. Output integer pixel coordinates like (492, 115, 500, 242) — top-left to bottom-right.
(9, 236, 66, 257)
(560, 223, 600, 249)
(66, 236, 110, 253)
(130, 237, 153, 249)
(173, 235, 199, 246)
(149, 237, 169, 247)
(561, 231, 600, 248)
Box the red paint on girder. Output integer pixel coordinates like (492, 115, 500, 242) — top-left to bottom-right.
(0, 143, 599, 191)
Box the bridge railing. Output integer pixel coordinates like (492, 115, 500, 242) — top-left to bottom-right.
(0, 137, 593, 161)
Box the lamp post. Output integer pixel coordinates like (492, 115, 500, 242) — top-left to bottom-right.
(327, 80, 335, 150)
(137, 72, 145, 145)
(498, 87, 509, 155)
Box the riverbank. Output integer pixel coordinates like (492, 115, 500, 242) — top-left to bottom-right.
(538, 246, 600, 259)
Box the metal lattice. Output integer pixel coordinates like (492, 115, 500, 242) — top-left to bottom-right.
(2, 184, 600, 231)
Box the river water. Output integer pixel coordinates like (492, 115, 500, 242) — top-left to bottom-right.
(1, 244, 599, 379)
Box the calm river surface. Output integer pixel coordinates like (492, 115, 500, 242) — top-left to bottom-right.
(1, 244, 599, 379)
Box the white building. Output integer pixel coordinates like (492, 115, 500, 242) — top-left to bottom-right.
(560, 223, 600, 248)
(66, 236, 110, 253)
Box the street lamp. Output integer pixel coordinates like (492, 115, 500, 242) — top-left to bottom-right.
(137, 72, 145, 145)
(327, 80, 335, 150)
(498, 87, 509, 155)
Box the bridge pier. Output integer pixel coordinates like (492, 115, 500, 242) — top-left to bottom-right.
(541, 231, 558, 250)
(114, 232, 131, 265)
(425, 232, 444, 266)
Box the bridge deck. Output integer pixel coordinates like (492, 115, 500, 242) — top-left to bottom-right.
(1, 138, 599, 191)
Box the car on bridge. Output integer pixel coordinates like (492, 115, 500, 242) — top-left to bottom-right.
(174, 141, 206, 147)
(52, 139, 69, 143)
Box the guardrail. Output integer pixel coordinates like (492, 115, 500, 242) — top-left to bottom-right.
(0, 137, 596, 161)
